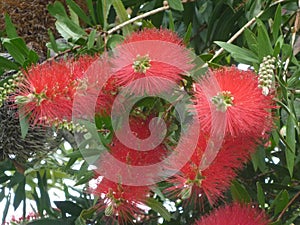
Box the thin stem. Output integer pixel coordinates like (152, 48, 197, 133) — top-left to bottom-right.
(107, 4, 170, 35)
(277, 191, 300, 221)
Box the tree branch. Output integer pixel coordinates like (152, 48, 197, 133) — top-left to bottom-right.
(107, 3, 169, 35)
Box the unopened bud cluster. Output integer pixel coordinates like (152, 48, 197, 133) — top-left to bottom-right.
(51, 118, 87, 133)
(258, 55, 276, 96)
(0, 72, 23, 107)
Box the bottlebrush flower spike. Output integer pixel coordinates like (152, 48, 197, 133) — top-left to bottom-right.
(14, 55, 97, 125)
(166, 133, 256, 205)
(90, 175, 150, 225)
(110, 28, 193, 95)
(90, 116, 169, 223)
(195, 203, 270, 225)
(195, 66, 273, 139)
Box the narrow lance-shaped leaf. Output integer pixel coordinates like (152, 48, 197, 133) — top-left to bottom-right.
(214, 41, 259, 64)
(168, 0, 184, 11)
(146, 198, 172, 222)
(273, 4, 282, 41)
(66, 0, 92, 25)
(286, 113, 296, 177)
(112, 0, 133, 35)
(230, 180, 251, 203)
(4, 14, 18, 38)
(257, 19, 273, 59)
(256, 182, 265, 208)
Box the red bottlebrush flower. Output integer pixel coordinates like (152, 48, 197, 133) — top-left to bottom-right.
(14, 55, 97, 125)
(90, 175, 150, 225)
(110, 28, 193, 95)
(166, 133, 256, 205)
(90, 116, 169, 223)
(95, 115, 169, 185)
(195, 66, 273, 140)
(110, 115, 169, 165)
(195, 203, 270, 225)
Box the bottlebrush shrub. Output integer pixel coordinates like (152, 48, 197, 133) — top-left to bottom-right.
(195, 203, 270, 225)
(9, 27, 275, 224)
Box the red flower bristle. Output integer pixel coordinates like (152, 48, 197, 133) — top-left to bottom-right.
(195, 203, 270, 225)
(123, 28, 184, 45)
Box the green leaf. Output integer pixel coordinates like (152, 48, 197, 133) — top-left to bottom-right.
(168, 11, 175, 31)
(112, 0, 133, 35)
(256, 182, 265, 208)
(75, 171, 94, 186)
(273, 35, 284, 57)
(68, 5, 80, 26)
(146, 198, 172, 221)
(75, 216, 86, 225)
(87, 0, 96, 25)
(168, 0, 184, 11)
(13, 178, 25, 210)
(257, 19, 273, 59)
(48, 29, 59, 53)
(251, 146, 266, 172)
(0, 56, 19, 70)
(286, 114, 296, 177)
(214, 41, 259, 64)
(4, 14, 18, 38)
(1, 194, 11, 225)
(55, 17, 86, 42)
(87, 29, 97, 49)
(106, 34, 124, 49)
(7, 172, 24, 188)
(66, 0, 92, 25)
(36, 171, 52, 214)
(0, 174, 11, 184)
(244, 28, 258, 54)
(54, 201, 83, 217)
(271, 190, 289, 216)
(0, 189, 5, 202)
(27, 50, 39, 65)
(19, 108, 29, 139)
(230, 180, 251, 203)
(273, 4, 282, 41)
(183, 23, 192, 45)
(100, 0, 112, 29)
(79, 208, 97, 219)
(48, 1, 69, 18)
(2, 38, 29, 65)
